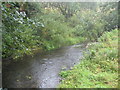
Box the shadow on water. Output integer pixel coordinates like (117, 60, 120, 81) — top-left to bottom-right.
(3, 44, 86, 88)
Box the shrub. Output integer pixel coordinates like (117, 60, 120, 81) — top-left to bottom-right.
(59, 29, 118, 88)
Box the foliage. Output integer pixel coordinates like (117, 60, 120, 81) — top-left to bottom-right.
(2, 2, 42, 59)
(99, 2, 118, 31)
(2, 2, 118, 60)
(68, 2, 117, 42)
(59, 29, 118, 88)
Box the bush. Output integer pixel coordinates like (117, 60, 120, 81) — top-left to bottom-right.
(2, 2, 41, 59)
(59, 29, 118, 88)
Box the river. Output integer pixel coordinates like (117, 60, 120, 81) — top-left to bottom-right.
(3, 44, 86, 88)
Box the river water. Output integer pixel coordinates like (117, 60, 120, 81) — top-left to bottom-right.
(3, 44, 86, 88)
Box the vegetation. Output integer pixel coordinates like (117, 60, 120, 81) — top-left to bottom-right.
(1, 1, 118, 88)
(59, 29, 118, 88)
(2, 2, 117, 60)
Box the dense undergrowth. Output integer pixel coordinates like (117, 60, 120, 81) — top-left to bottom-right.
(59, 29, 118, 88)
(2, 2, 118, 60)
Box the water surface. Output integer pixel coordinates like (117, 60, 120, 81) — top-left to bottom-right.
(3, 44, 86, 88)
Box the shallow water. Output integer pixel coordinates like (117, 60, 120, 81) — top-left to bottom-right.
(3, 44, 86, 88)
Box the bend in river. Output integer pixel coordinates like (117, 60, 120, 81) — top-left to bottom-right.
(3, 44, 86, 88)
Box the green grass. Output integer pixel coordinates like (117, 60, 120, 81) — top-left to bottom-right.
(59, 29, 118, 88)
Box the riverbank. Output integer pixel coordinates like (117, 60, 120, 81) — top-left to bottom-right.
(59, 29, 118, 88)
(3, 44, 86, 88)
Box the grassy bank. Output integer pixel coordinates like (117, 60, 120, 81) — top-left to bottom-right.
(59, 29, 118, 88)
